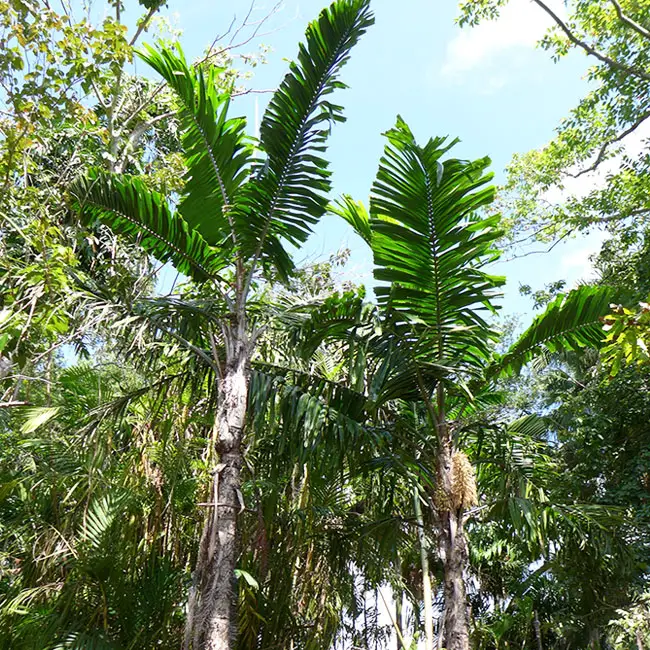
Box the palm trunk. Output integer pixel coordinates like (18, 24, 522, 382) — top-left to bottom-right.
(437, 436, 470, 650)
(185, 322, 249, 650)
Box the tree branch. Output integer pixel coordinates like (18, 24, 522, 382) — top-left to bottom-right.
(116, 110, 175, 173)
(571, 110, 650, 178)
(504, 229, 574, 262)
(129, 3, 159, 47)
(0, 401, 30, 408)
(532, 0, 650, 82)
(608, 0, 650, 41)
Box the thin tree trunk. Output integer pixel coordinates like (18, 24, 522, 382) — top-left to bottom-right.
(414, 486, 434, 650)
(437, 437, 470, 650)
(533, 610, 543, 650)
(395, 560, 405, 650)
(185, 325, 249, 650)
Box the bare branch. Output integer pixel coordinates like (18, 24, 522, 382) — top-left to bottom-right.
(129, 3, 159, 47)
(121, 82, 167, 130)
(89, 78, 110, 109)
(532, 0, 650, 82)
(227, 0, 257, 47)
(609, 0, 650, 40)
(201, 1, 283, 66)
(0, 401, 30, 408)
(231, 87, 275, 97)
(122, 2, 281, 130)
(504, 229, 574, 261)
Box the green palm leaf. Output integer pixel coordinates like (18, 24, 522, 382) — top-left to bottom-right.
(329, 194, 371, 244)
(369, 117, 504, 369)
(53, 632, 117, 650)
(495, 285, 612, 376)
(70, 170, 224, 282)
(138, 44, 253, 247)
(232, 0, 374, 279)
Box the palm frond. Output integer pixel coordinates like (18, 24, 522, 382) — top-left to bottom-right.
(138, 44, 253, 247)
(70, 171, 223, 282)
(330, 194, 371, 244)
(82, 493, 125, 549)
(20, 406, 60, 434)
(369, 117, 504, 369)
(495, 285, 612, 377)
(232, 0, 374, 280)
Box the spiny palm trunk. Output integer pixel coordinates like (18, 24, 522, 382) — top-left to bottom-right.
(186, 323, 249, 650)
(437, 437, 470, 650)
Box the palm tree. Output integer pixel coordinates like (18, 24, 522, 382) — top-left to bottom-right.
(328, 117, 612, 650)
(68, 2, 373, 647)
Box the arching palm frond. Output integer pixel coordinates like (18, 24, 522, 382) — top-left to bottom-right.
(138, 44, 253, 247)
(70, 171, 223, 282)
(368, 117, 504, 370)
(494, 285, 612, 377)
(232, 0, 374, 280)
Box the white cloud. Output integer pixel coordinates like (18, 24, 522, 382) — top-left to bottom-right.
(440, 0, 566, 82)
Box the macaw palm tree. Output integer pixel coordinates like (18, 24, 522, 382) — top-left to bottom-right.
(327, 117, 612, 650)
(68, 2, 373, 648)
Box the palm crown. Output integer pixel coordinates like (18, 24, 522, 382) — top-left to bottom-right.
(71, 0, 374, 290)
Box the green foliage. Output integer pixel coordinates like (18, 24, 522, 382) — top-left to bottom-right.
(496, 285, 612, 376)
(602, 300, 650, 376)
(74, 0, 375, 289)
(137, 44, 253, 246)
(608, 593, 650, 649)
(70, 171, 225, 283)
(0, 361, 207, 648)
(369, 118, 504, 371)
(234, 0, 374, 278)
(456, 0, 650, 241)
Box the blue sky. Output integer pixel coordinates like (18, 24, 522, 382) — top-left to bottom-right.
(129, 0, 604, 318)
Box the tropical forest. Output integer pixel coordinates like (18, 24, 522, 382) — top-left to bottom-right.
(1, 0, 650, 648)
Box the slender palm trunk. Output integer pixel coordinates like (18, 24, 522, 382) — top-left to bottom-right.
(437, 436, 470, 650)
(185, 318, 249, 650)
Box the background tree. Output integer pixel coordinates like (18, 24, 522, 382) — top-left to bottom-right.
(456, 0, 650, 243)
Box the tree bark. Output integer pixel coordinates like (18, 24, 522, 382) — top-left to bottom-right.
(185, 326, 249, 650)
(437, 438, 470, 650)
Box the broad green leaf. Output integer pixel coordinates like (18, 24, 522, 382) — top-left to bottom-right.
(138, 44, 253, 247)
(235, 569, 260, 590)
(369, 117, 504, 369)
(495, 285, 612, 377)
